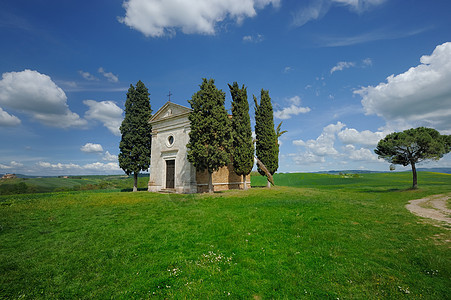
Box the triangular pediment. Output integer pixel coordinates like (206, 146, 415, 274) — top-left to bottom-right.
(150, 101, 192, 123)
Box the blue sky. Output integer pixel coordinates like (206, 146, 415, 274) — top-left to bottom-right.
(1, 0, 451, 176)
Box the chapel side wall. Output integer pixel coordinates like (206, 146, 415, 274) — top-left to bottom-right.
(196, 164, 250, 193)
(148, 133, 163, 191)
(175, 125, 197, 193)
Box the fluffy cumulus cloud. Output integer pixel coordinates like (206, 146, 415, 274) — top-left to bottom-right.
(119, 0, 280, 37)
(292, 0, 385, 27)
(337, 128, 385, 146)
(344, 145, 379, 161)
(0, 107, 21, 126)
(36, 161, 121, 174)
(274, 96, 311, 120)
(357, 42, 451, 133)
(84, 100, 123, 136)
(0, 70, 86, 128)
(291, 122, 385, 166)
(293, 122, 345, 157)
(103, 151, 118, 162)
(37, 161, 81, 170)
(0, 161, 24, 170)
(83, 162, 121, 172)
(80, 143, 104, 153)
(290, 152, 325, 164)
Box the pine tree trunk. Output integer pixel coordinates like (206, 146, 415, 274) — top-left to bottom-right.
(242, 174, 248, 190)
(411, 161, 418, 189)
(266, 179, 271, 188)
(133, 172, 138, 192)
(208, 171, 213, 194)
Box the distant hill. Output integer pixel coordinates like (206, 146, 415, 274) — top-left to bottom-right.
(0, 174, 54, 179)
(316, 170, 384, 175)
(315, 168, 451, 175)
(416, 168, 451, 174)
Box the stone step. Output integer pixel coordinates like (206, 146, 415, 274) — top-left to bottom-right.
(160, 188, 177, 193)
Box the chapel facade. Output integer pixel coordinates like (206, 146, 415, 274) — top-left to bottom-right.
(147, 101, 250, 193)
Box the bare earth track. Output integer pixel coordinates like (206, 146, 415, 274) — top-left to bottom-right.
(406, 194, 451, 228)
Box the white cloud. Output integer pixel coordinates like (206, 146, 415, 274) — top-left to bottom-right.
(83, 162, 121, 171)
(337, 128, 385, 146)
(291, 152, 326, 164)
(0, 107, 21, 126)
(330, 58, 371, 74)
(319, 27, 430, 47)
(291, 122, 388, 167)
(84, 100, 123, 136)
(274, 96, 311, 120)
(0, 70, 86, 128)
(119, 0, 280, 37)
(37, 161, 121, 173)
(292, 0, 385, 27)
(98, 67, 119, 83)
(37, 161, 82, 170)
(333, 0, 386, 12)
(283, 66, 293, 73)
(356, 42, 451, 133)
(0, 161, 24, 169)
(362, 57, 372, 66)
(79, 70, 98, 81)
(80, 143, 104, 153)
(243, 34, 264, 43)
(293, 122, 345, 156)
(103, 151, 118, 162)
(330, 61, 355, 74)
(343, 144, 379, 161)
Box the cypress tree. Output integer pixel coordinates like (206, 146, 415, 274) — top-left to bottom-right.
(118, 80, 152, 192)
(229, 82, 254, 190)
(187, 78, 232, 193)
(254, 89, 278, 187)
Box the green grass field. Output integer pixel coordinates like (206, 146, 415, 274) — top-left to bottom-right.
(1, 172, 450, 299)
(0, 174, 150, 195)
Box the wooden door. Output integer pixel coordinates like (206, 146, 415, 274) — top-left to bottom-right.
(166, 160, 175, 189)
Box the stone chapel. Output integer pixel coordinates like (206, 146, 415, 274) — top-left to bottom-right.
(147, 101, 250, 193)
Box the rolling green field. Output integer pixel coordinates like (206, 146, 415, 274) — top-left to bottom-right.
(1, 172, 450, 299)
(0, 174, 150, 195)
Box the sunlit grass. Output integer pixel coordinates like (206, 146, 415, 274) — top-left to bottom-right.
(1, 172, 450, 298)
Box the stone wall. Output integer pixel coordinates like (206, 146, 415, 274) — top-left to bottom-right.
(196, 164, 250, 193)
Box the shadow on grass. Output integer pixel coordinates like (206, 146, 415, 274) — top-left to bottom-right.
(120, 187, 148, 192)
(359, 188, 409, 193)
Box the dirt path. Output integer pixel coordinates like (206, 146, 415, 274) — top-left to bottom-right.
(406, 194, 451, 226)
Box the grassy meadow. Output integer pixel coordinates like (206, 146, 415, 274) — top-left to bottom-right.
(0, 174, 150, 195)
(1, 172, 450, 299)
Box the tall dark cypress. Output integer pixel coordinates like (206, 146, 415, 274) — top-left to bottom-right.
(118, 80, 152, 192)
(187, 78, 232, 193)
(254, 89, 278, 187)
(229, 82, 254, 190)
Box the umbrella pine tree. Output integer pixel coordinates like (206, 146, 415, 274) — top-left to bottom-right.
(375, 127, 451, 189)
